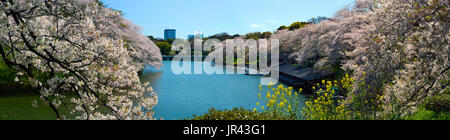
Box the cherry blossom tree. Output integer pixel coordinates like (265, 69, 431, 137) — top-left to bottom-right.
(345, 0, 449, 116)
(0, 0, 161, 120)
(274, 0, 448, 116)
(271, 0, 373, 70)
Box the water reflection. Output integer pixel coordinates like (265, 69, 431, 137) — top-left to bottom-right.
(141, 61, 306, 120)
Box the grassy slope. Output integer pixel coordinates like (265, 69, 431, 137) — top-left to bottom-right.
(0, 58, 56, 120)
(0, 92, 56, 120)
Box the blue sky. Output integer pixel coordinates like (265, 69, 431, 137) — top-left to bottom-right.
(101, 0, 355, 39)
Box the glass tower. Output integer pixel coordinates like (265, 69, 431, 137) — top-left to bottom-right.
(164, 29, 176, 40)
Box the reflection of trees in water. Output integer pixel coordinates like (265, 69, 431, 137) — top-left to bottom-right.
(141, 71, 163, 85)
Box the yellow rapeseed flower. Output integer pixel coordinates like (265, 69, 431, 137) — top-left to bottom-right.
(269, 99, 276, 104)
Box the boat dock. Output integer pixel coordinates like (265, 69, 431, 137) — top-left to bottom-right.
(276, 64, 333, 90)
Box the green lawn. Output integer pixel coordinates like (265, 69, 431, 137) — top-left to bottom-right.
(0, 92, 56, 120)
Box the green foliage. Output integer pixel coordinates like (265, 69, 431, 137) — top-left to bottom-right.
(155, 41, 172, 55)
(276, 21, 309, 31)
(259, 31, 272, 39)
(277, 25, 288, 30)
(0, 57, 52, 93)
(302, 75, 384, 120)
(148, 36, 176, 55)
(147, 35, 158, 42)
(0, 59, 16, 85)
(189, 107, 294, 120)
(288, 22, 309, 31)
(255, 74, 383, 120)
(422, 94, 450, 114)
(147, 36, 166, 43)
(245, 32, 272, 40)
(332, 65, 347, 80)
(256, 84, 302, 119)
(166, 39, 175, 44)
(277, 22, 310, 31)
(404, 107, 450, 120)
(206, 33, 240, 41)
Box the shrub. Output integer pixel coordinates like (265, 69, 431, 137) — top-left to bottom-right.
(255, 74, 384, 120)
(0, 59, 17, 85)
(301, 79, 352, 120)
(277, 25, 288, 30)
(288, 22, 309, 31)
(256, 84, 303, 119)
(422, 94, 450, 114)
(404, 107, 450, 120)
(189, 107, 293, 120)
(245, 32, 273, 40)
(301, 74, 384, 120)
(156, 41, 172, 55)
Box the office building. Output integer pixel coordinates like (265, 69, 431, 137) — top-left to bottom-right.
(164, 29, 176, 40)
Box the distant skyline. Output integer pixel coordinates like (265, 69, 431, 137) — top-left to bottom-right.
(101, 0, 355, 39)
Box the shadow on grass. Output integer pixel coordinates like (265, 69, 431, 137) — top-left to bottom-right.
(0, 86, 56, 120)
